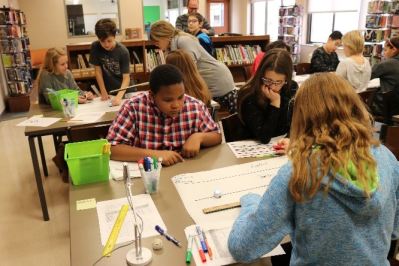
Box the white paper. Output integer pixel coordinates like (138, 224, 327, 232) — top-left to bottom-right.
(184, 225, 285, 265)
(17, 116, 61, 127)
(67, 111, 105, 123)
(294, 75, 380, 90)
(227, 136, 283, 158)
(109, 160, 141, 180)
(96, 195, 167, 246)
(172, 157, 288, 229)
(75, 97, 126, 115)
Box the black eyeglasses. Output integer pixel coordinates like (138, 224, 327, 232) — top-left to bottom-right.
(261, 77, 287, 87)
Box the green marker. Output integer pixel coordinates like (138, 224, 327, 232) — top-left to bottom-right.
(185, 235, 193, 264)
(152, 157, 158, 169)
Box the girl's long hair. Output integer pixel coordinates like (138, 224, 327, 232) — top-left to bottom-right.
(166, 49, 211, 105)
(288, 73, 379, 202)
(238, 48, 292, 121)
(37, 48, 65, 87)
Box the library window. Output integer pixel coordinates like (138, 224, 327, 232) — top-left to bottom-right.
(250, 0, 280, 40)
(308, 0, 362, 43)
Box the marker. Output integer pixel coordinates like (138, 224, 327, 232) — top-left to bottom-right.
(185, 235, 193, 264)
(194, 234, 206, 262)
(195, 225, 208, 252)
(155, 225, 182, 247)
(152, 157, 158, 170)
(202, 230, 213, 260)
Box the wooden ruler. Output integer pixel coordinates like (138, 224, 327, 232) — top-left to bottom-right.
(202, 202, 241, 214)
(102, 204, 129, 257)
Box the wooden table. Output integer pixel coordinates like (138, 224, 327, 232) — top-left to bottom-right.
(69, 144, 276, 266)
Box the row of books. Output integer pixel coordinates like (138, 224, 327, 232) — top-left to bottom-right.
(6, 67, 30, 82)
(364, 43, 384, 57)
(0, 25, 28, 38)
(368, 0, 399, 14)
(278, 35, 299, 46)
(0, 38, 29, 53)
(1, 52, 30, 67)
(8, 81, 31, 96)
(279, 5, 303, 17)
(364, 29, 391, 42)
(279, 16, 301, 26)
(215, 45, 262, 65)
(365, 55, 382, 66)
(278, 26, 300, 36)
(366, 14, 394, 28)
(145, 49, 165, 71)
(71, 64, 145, 79)
(0, 8, 26, 25)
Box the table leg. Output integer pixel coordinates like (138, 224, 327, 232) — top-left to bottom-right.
(28, 136, 49, 221)
(38, 136, 48, 177)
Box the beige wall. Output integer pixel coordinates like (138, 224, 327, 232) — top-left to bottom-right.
(230, 0, 250, 34)
(18, 0, 143, 49)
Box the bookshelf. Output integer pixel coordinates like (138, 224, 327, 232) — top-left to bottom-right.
(0, 7, 32, 112)
(363, 0, 397, 65)
(278, 4, 303, 64)
(211, 35, 269, 81)
(66, 35, 270, 85)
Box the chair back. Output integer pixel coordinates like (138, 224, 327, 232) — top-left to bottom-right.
(67, 124, 110, 142)
(380, 124, 399, 160)
(382, 90, 395, 125)
(221, 113, 250, 142)
(295, 63, 311, 75)
(358, 88, 377, 109)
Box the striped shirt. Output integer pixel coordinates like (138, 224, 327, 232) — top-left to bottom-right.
(107, 92, 220, 150)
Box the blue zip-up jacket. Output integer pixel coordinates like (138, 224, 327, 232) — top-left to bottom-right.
(228, 145, 399, 265)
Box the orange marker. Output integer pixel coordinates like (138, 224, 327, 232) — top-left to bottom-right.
(194, 235, 206, 262)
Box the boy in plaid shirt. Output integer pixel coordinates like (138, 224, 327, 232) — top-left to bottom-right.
(107, 64, 222, 166)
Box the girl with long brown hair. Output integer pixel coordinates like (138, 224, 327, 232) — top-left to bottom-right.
(229, 73, 399, 265)
(165, 49, 211, 105)
(238, 48, 296, 144)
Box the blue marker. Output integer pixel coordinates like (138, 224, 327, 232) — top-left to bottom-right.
(195, 225, 208, 252)
(155, 225, 181, 247)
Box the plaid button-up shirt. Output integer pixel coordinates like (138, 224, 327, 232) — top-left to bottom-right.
(107, 92, 220, 151)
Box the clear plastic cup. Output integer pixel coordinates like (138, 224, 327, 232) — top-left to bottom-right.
(61, 98, 76, 118)
(142, 171, 160, 194)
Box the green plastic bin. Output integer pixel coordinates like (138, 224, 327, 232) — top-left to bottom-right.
(48, 89, 78, 111)
(64, 139, 111, 185)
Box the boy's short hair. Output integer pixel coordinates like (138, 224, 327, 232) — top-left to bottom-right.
(342, 30, 364, 55)
(95, 18, 117, 40)
(149, 64, 184, 94)
(264, 40, 291, 53)
(329, 31, 343, 40)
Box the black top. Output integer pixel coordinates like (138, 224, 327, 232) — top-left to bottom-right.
(240, 84, 295, 144)
(89, 41, 130, 94)
(310, 46, 339, 73)
(371, 54, 399, 116)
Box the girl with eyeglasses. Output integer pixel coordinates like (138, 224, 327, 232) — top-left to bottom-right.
(370, 36, 399, 116)
(238, 48, 296, 147)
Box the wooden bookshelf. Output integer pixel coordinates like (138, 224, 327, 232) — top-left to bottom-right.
(66, 35, 270, 84)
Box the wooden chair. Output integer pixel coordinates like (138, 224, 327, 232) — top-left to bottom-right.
(380, 124, 399, 160)
(67, 124, 110, 142)
(295, 63, 311, 75)
(221, 113, 250, 142)
(358, 88, 377, 109)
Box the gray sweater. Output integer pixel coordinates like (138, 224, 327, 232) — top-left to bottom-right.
(38, 69, 82, 104)
(170, 34, 234, 98)
(336, 57, 371, 92)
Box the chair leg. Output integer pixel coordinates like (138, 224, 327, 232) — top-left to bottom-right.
(38, 136, 48, 177)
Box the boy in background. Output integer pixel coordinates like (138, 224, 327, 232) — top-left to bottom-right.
(90, 18, 130, 106)
(310, 31, 342, 73)
(107, 64, 222, 166)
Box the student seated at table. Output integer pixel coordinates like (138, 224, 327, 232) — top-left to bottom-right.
(150, 20, 237, 114)
(165, 49, 211, 106)
(370, 36, 399, 116)
(310, 31, 342, 73)
(187, 13, 214, 56)
(107, 64, 222, 166)
(38, 48, 94, 104)
(238, 49, 295, 144)
(336, 30, 371, 92)
(228, 72, 399, 265)
(251, 40, 291, 76)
